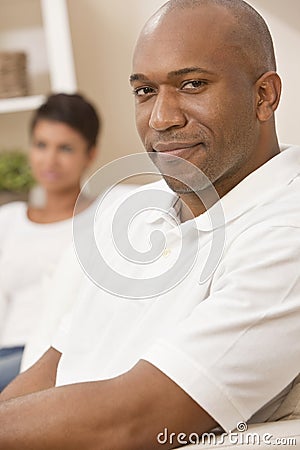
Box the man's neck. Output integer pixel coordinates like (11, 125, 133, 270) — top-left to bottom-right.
(178, 140, 281, 221)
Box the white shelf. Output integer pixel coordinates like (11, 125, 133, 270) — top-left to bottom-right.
(0, 95, 46, 114)
(41, 0, 76, 92)
(0, 0, 76, 115)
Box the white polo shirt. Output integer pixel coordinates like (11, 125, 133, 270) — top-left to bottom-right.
(53, 145, 300, 432)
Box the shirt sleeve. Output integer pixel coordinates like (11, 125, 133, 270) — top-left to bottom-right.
(51, 310, 73, 354)
(50, 250, 89, 355)
(142, 224, 300, 432)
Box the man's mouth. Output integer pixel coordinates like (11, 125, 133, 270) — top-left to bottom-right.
(152, 142, 203, 159)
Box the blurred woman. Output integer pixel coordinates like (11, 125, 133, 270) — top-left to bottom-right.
(0, 93, 101, 390)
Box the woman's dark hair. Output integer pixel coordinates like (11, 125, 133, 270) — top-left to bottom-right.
(30, 93, 101, 150)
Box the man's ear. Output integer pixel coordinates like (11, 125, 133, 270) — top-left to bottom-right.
(256, 71, 282, 122)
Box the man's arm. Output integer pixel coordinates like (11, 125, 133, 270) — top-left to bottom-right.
(0, 359, 216, 450)
(0, 347, 61, 402)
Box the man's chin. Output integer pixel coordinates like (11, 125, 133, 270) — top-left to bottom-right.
(163, 175, 211, 195)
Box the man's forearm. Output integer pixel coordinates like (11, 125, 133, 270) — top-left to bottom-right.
(0, 361, 216, 450)
(0, 380, 128, 450)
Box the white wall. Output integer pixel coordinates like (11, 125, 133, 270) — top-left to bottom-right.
(249, 0, 300, 144)
(65, 0, 168, 169)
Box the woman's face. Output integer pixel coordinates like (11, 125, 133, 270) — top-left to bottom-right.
(30, 120, 94, 193)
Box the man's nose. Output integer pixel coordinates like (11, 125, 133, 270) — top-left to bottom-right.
(149, 89, 186, 131)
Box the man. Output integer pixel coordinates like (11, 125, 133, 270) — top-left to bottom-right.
(0, 0, 300, 449)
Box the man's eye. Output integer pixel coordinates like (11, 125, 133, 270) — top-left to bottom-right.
(133, 86, 155, 96)
(181, 80, 207, 90)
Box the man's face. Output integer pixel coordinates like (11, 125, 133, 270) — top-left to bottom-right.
(131, 5, 259, 195)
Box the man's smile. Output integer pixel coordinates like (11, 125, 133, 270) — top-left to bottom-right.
(152, 141, 204, 159)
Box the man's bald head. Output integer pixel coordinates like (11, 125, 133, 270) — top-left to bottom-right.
(145, 0, 276, 80)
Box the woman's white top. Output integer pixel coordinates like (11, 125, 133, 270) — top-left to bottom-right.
(0, 201, 79, 348)
(20, 184, 137, 370)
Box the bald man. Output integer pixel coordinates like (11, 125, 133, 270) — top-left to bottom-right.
(1, 1, 300, 449)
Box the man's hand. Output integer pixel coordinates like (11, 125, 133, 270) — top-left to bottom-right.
(0, 358, 216, 450)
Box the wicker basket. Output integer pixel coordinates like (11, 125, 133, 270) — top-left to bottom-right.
(0, 51, 28, 99)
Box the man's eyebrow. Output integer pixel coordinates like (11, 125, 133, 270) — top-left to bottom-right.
(129, 73, 149, 83)
(129, 67, 214, 83)
(168, 67, 214, 78)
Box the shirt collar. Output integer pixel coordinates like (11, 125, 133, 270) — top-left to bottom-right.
(194, 145, 300, 231)
(143, 180, 180, 225)
(143, 145, 300, 231)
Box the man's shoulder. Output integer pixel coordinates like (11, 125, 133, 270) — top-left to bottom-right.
(253, 174, 300, 228)
(235, 145, 300, 230)
(224, 166, 300, 255)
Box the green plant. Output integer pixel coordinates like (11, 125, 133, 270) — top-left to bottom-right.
(0, 151, 35, 192)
